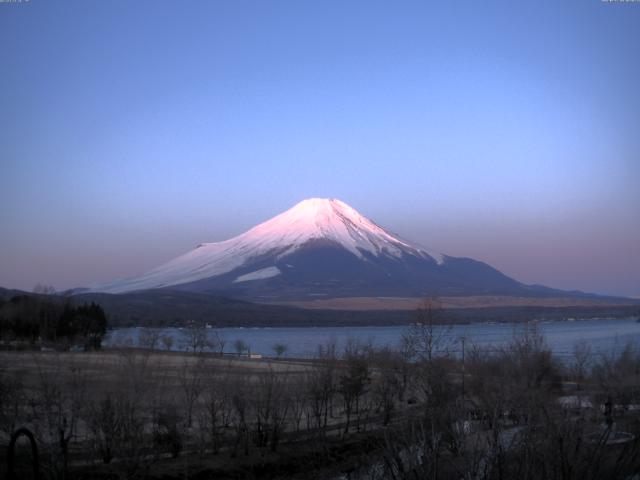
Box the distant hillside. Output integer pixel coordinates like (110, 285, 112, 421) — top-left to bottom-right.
(73, 289, 410, 327)
(0, 287, 26, 300)
(74, 289, 640, 328)
(2, 287, 637, 328)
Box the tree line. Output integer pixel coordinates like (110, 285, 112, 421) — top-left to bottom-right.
(0, 292, 108, 350)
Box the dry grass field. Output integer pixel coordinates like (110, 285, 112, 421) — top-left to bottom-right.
(269, 295, 637, 311)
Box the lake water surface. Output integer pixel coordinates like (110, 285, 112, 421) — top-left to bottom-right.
(104, 317, 640, 360)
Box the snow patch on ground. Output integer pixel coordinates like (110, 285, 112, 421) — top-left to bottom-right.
(233, 266, 281, 283)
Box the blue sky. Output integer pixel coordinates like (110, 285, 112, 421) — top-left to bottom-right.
(1, 0, 639, 296)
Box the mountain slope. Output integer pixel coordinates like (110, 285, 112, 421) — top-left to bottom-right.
(89, 198, 580, 299)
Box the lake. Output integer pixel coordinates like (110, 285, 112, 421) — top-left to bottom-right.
(104, 317, 640, 361)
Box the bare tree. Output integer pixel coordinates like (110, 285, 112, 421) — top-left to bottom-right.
(571, 340, 592, 389)
(198, 368, 233, 454)
(252, 367, 291, 451)
(307, 341, 338, 435)
(179, 357, 207, 428)
(161, 334, 174, 351)
(30, 354, 88, 478)
(592, 341, 640, 413)
(230, 374, 251, 457)
(110, 349, 155, 477)
(272, 343, 288, 358)
(86, 391, 122, 464)
(370, 347, 403, 425)
(339, 341, 370, 433)
(233, 339, 248, 356)
(211, 329, 226, 355)
(138, 327, 161, 350)
(288, 374, 308, 433)
(402, 296, 452, 362)
(181, 322, 211, 353)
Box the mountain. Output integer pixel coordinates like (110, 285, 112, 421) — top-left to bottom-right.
(89, 198, 588, 300)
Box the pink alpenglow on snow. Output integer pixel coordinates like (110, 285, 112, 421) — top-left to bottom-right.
(90, 198, 444, 294)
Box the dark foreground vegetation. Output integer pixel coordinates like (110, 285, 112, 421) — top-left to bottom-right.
(0, 291, 107, 351)
(2, 302, 640, 479)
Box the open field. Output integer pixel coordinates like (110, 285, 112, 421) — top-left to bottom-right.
(0, 348, 313, 379)
(268, 295, 640, 311)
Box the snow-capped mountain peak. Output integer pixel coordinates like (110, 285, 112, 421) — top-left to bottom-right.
(222, 198, 441, 261)
(90, 198, 444, 294)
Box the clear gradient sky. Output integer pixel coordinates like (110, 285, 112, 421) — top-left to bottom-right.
(1, 0, 639, 297)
